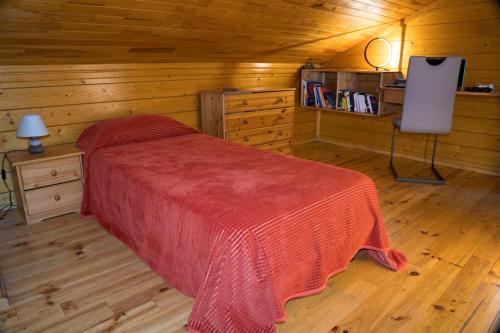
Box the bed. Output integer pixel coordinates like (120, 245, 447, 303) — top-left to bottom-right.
(77, 115, 406, 333)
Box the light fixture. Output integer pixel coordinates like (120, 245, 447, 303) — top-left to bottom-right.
(16, 114, 49, 154)
(364, 37, 392, 71)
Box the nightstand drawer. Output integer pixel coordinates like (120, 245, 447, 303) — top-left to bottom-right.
(21, 156, 81, 190)
(25, 181, 83, 215)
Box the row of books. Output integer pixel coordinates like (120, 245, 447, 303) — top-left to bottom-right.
(303, 80, 336, 108)
(302, 80, 379, 115)
(337, 90, 378, 114)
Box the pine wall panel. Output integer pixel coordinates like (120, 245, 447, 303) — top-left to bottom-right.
(0, 62, 316, 205)
(321, 0, 500, 175)
(0, 0, 430, 65)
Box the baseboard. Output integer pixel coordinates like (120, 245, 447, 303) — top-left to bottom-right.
(316, 138, 500, 177)
(294, 138, 316, 145)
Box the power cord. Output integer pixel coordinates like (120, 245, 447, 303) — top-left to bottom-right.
(1, 150, 23, 221)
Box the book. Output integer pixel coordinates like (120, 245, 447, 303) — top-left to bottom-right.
(324, 91, 336, 109)
(358, 93, 367, 113)
(367, 94, 378, 114)
(302, 80, 308, 106)
(355, 93, 364, 112)
(348, 92, 354, 112)
(318, 86, 327, 108)
(366, 94, 373, 113)
(344, 91, 352, 111)
(314, 85, 323, 107)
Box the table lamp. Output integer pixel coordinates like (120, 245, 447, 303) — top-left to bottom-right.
(16, 114, 49, 154)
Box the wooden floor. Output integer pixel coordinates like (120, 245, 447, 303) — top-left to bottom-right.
(0, 141, 499, 333)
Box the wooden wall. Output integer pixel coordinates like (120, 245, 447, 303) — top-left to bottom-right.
(320, 0, 500, 175)
(0, 62, 316, 205)
(0, 0, 430, 65)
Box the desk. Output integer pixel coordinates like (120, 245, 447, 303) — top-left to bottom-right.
(380, 86, 499, 105)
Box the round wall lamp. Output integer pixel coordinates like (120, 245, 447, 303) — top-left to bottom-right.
(364, 37, 392, 71)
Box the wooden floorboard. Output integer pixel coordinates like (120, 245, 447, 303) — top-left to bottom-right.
(0, 141, 499, 333)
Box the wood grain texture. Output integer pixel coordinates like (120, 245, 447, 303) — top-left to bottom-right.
(0, 0, 430, 65)
(201, 89, 296, 153)
(301, 69, 402, 116)
(20, 156, 81, 191)
(0, 62, 317, 205)
(225, 91, 295, 113)
(322, 0, 500, 175)
(0, 141, 498, 333)
(226, 124, 294, 146)
(24, 180, 82, 216)
(225, 107, 294, 132)
(7, 144, 83, 166)
(0, 275, 8, 311)
(6, 144, 84, 224)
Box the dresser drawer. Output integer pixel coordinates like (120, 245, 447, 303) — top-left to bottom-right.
(224, 91, 294, 113)
(226, 124, 293, 146)
(20, 156, 81, 190)
(25, 181, 83, 215)
(256, 139, 293, 154)
(382, 88, 404, 104)
(225, 107, 293, 132)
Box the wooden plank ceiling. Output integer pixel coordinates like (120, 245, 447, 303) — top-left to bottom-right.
(0, 0, 432, 65)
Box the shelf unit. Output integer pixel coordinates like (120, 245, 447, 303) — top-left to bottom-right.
(301, 68, 403, 117)
(302, 68, 498, 139)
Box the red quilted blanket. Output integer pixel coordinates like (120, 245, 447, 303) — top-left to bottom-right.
(77, 116, 406, 333)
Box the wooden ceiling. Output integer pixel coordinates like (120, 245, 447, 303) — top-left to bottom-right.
(0, 0, 433, 65)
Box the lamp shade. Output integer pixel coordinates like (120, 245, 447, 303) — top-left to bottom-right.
(16, 114, 49, 138)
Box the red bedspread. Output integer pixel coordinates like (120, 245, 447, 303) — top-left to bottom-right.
(78, 118, 406, 333)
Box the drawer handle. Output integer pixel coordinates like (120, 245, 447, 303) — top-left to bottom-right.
(54, 195, 61, 202)
(242, 100, 248, 105)
(277, 97, 284, 103)
(244, 136, 250, 142)
(242, 119, 249, 124)
(51, 170, 58, 177)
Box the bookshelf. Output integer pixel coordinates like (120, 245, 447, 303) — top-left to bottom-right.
(301, 68, 403, 117)
(302, 68, 499, 139)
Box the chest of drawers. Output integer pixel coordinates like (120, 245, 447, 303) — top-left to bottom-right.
(201, 89, 295, 154)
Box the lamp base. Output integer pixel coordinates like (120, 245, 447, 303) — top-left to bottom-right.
(28, 137, 44, 154)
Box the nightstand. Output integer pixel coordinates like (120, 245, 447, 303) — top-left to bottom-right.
(7, 144, 84, 224)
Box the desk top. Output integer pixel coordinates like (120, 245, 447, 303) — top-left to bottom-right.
(381, 86, 499, 97)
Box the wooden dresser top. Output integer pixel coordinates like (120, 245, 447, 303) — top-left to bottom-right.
(7, 143, 84, 167)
